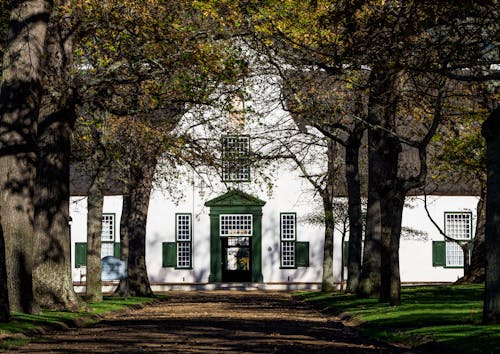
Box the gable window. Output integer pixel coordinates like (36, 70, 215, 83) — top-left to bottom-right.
(101, 214, 115, 258)
(444, 212, 472, 267)
(222, 135, 250, 182)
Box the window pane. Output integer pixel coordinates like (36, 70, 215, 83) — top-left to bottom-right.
(177, 242, 191, 268)
(222, 135, 250, 181)
(101, 214, 114, 242)
(446, 242, 464, 267)
(220, 214, 253, 236)
(445, 212, 471, 240)
(176, 214, 191, 241)
(281, 241, 295, 268)
(281, 214, 296, 240)
(101, 242, 114, 258)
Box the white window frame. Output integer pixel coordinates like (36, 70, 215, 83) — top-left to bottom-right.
(280, 213, 296, 268)
(219, 214, 253, 237)
(101, 214, 115, 258)
(221, 135, 250, 182)
(176, 213, 192, 268)
(444, 212, 472, 267)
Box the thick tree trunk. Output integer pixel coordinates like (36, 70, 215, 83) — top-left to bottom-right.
(33, 106, 79, 309)
(85, 165, 107, 302)
(359, 70, 391, 297)
(359, 67, 400, 298)
(321, 140, 337, 292)
(379, 136, 402, 305)
(125, 159, 156, 297)
(387, 192, 404, 306)
(0, 0, 52, 314)
(0, 227, 9, 320)
(33, 9, 80, 310)
(114, 188, 131, 297)
(322, 199, 335, 292)
(481, 106, 500, 324)
(345, 128, 363, 293)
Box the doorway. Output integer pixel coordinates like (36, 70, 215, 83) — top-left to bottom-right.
(205, 189, 265, 283)
(221, 237, 251, 282)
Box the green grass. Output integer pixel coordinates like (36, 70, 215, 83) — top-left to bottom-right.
(0, 296, 159, 349)
(295, 284, 500, 354)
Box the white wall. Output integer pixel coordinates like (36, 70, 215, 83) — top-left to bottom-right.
(399, 195, 477, 283)
(69, 195, 123, 281)
(69, 169, 479, 286)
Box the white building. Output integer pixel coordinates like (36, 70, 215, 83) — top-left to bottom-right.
(69, 156, 477, 291)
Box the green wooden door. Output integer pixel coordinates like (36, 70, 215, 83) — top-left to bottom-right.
(205, 190, 265, 283)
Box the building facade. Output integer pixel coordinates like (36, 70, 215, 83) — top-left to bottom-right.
(69, 159, 478, 291)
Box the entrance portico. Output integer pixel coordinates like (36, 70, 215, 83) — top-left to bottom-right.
(205, 190, 266, 283)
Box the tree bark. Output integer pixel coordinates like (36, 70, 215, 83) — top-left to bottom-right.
(379, 136, 402, 305)
(321, 140, 337, 291)
(85, 163, 107, 302)
(0, 0, 52, 314)
(124, 158, 156, 297)
(33, 105, 79, 309)
(481, 106, 500, 324)
(321, 198, 335, 291)
(33, 8, 80, 310)
(114, 187, 131, 297)
(359, 68, 396, 297)
(389, 191, 406, 306)
(345, 126, 363, 293)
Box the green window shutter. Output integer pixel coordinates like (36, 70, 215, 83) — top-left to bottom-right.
(162, 242, 177, 267)
(75, 242, 87, 267)
(114, 243, 121, 258)
(343, 241, 349, 268)
(296, 241, 309, 267)
(432, 241, 446, 266)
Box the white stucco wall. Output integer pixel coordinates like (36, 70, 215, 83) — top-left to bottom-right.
(69, 167, 479, 287)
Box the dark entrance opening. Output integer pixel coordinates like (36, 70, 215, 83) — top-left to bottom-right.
(221, 237, 251, 282)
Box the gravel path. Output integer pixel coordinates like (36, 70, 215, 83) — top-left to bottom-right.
(8, 291, 418, 353)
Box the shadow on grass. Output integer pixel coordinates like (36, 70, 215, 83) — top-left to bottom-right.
(295, 284, 500, 354)
(0, 296, 159, 349)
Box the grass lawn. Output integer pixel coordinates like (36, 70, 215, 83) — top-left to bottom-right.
(295, 284, 500, 354)
(0, 296, 158, 349)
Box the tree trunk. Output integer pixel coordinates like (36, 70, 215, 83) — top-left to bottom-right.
(359, 67, 399, 299)
(359, 69, 392, 297)
(85, 164, 107, 302)
(0, 226, 9, 321)
(458, 184, 486, 284)
(114, 188, 131, 297)
(33, 8, 80, 311)
(379, 136, 402, 305)
(321, 140, 337, 292)
(0, 0, 52, 314)
(322, 198, 335, 292)
(345, 127, 363, 293)
(388, 192, 404, 306)
(33, 106, 79, 309)
(125, 158, 156, 297)
(481, 106, 500, 324)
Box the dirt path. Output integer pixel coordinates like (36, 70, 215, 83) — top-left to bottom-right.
(8, 291, 418, 353)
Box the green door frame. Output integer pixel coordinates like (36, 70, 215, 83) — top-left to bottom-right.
(205, 190, 265, 283)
